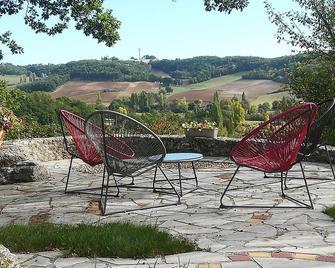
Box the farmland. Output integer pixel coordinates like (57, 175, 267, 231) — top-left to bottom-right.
(50, 71, 288, 105)
(51, 81, 160, 104)
(169, 78, 286, 104)
(0, 75, 25, 86)
(171, 73, 244, 95)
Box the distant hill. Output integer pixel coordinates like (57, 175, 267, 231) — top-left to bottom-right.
(0, 54, 311, 93)
(50, 73, 287, 105)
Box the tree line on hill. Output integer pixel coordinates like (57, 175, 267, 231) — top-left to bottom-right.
(0, 54, 310, 93)
(108, 90, 296, 137)
(151, 54, 309, 84)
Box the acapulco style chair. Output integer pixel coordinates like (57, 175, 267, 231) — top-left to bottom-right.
(220, 102, 318, 209)
(84, 110, 180, 215)
(59, 109, 105, 195)
(282, 98, 335, 188)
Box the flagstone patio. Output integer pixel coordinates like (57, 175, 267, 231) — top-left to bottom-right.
(1, 157, 335, 267)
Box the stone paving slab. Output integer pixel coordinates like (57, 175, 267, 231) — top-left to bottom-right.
(1, 158, 335, 267)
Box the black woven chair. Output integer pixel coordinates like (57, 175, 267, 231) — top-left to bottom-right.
(84, 110, 180, 215)
(281, 98, 335, 188)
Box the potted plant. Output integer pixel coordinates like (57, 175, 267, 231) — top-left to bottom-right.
(0, 107, 19, 145)
(182, 120, 218, 138)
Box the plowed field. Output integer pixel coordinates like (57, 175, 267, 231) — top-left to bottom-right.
(51, 81, 160, 103)
(169, 80, 283, 103)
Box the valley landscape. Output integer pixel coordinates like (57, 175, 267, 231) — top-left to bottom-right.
(50, 73, 286, 105)
(0, 55, 296, 139)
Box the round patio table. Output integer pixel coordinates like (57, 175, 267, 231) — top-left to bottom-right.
(154, 153, 203, 196)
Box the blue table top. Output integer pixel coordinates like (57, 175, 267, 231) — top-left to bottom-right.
(163, 153, 203, 163)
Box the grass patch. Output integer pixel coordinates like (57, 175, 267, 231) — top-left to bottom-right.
(171, 73, 245, 95)
(250, 91, 289, 106)
(0, 222, 198, 258)
(0, 75, 25, 86)
(324, 206, 335, 220)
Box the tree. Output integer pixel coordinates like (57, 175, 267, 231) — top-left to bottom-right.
(241, 92, 250, 111)
(289, 60, 335, 103)
(165, 85, 174, 93)
(95, 92, 105, 109)
(272, 100, 280, 111)
(211, 91, 224, 130)
(230, 99, 245, 128)
(257, 102, 271, 114)
(178, 98, 188, 113)
(264, 0, 335, 56)
(203, 0, 249, 13)
(0, 0, 121, 60)
(159, 92, 167, 111)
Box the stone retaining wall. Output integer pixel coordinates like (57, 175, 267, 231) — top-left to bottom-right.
(3, 136, 335, 163)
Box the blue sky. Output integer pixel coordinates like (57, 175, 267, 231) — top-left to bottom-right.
(0, 0, 296, 65)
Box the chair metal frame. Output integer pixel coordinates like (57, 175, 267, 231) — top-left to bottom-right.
(264, 99, 335, 188)
(59, 109, 107, 196)
(284, 98, 335, 188)
(84, 110, 181, 215)
(220, 103, 318, 209)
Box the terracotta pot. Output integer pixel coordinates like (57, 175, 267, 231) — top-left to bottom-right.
(184, 128, 218, 138)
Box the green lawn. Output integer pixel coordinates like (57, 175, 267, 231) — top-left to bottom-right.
(171, 73, 245, 95)
(0, 222, 198, 258)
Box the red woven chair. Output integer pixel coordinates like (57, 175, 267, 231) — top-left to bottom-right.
(220, 102, 318, 209)
(59, 110, 103, 194)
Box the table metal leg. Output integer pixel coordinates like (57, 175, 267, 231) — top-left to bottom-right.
(178, 162, 183, 196)
(191, 161, 198, 187)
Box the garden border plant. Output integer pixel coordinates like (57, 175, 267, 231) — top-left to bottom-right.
(324, 206, 335, 220)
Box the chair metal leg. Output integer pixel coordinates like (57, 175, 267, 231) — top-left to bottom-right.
(100, 174, 110, 216)
(64, 156, 74, 194)
(112, 174, 120, 197)
(325, 144, 335, 179)
(281, 162, 313, 209)
(220, 165, 313, 209)
(280, 172, 285, 197)
(220, 165, 240, 208)
(153, 165, 158, 192)
(300, 162, 314, 209)
(100, 165, 106, 197)
(284, 170, 289, 190)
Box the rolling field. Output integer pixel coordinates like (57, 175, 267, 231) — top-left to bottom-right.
(171, 73, 244, 95)
(250, 91, 289, 106)
(51, 81, 160, 103)
(51, 74, 287, 105)
(0, 75, 25, 86)
(169, 79, 285, 103)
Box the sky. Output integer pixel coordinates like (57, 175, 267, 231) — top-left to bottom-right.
(0, 0, 298, 65)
